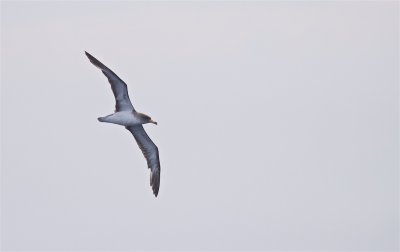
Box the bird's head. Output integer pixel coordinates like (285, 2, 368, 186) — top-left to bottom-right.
(139, 113, 157, 125)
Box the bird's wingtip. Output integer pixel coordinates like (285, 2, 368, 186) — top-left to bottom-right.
(150, 170, 160, 197)
(85, 51, 92, 58)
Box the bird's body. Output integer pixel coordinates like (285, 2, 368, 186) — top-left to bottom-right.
(98, 111, 154, 127)
(85, 51, 161, 197)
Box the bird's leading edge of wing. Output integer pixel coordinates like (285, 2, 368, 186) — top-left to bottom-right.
(126, 125, 160, 197)
(85, 51, 135, 112)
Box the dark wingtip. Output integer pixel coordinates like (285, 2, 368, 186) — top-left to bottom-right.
(150, 170, 160, 197)
(85, 51, 95, 61)
(84, 51, 106, 70)
(152, 182, 159, 197)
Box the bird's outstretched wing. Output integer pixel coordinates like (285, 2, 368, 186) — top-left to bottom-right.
(85, 51, 135, 112)
(126, 125, 160, 197)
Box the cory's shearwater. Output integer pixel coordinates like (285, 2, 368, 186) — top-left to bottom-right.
(85, 51, 160, 197)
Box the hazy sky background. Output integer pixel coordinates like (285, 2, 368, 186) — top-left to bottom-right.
(1, 1, 398, 251)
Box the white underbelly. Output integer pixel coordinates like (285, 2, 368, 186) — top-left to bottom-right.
(102, 111, 141, 126)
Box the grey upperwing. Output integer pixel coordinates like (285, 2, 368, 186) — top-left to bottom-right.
(126, 125, 160, 197)
(85, 51, 135, 112)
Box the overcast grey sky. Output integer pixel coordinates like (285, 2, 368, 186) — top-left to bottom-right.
(1, 1, 399, 251)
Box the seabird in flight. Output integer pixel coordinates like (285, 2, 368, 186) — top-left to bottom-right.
(85, 51, 160, 197)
